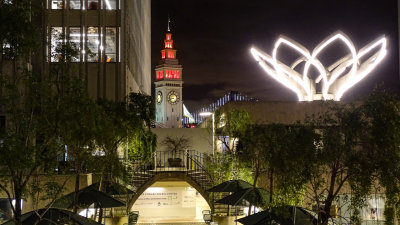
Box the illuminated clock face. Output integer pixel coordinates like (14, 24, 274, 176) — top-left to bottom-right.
(168, 91, 179, 104)
(156, 91, 162, 104)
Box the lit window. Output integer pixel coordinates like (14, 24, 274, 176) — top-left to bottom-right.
(162, 51, 165, 59)
(168, 51, 174, 58)
(51, 0, 63, 9)
(69, 27, 81, 62)
(0, 116, 5, 134)
(104, 0, 117, 10)
(166, 34, 171, 40)
(88, 0, 98, 10)
(50, 27, 63, 62)
(165, 42, 172, 49)
(69, 0, 81, 9)
(87, 27, 99, 62)
(105, 27, 116, 62)
(157, 71, 163, 79)
(2, 42, 12, 59)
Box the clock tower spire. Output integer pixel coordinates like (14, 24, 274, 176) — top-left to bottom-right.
(155, 19, 183, 128)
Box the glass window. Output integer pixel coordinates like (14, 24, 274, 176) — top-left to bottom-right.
(69, 27, 81, 62)
(2, 43, 12, 59)
(103, 0, 117, 10)
(105, 27, 116, 62)
(51, 0, 63, 9)
(88, 0, 98, 10)
(50, 27, 63, 62)
(87, 27, 99, 62)
(69, 0, 81, 9)
(0, 116, 5, 134)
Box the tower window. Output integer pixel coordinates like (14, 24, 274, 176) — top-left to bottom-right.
(87, 27, 99, 62)
(165, 70, 180, 79)
(69, 0, 81, 9)
(88, 0, 98, 10)
(0, 116, 5, 134)
(156, 71, 163, 79)
(104, 0, 117, 10)
(167, 52, 175, 58)
(50, 27, 63, 62)
(162, 51, 165, 59)
(172, 108, 174, 112)
(51, 0, 64, 9)
(69, 27, 81, 62)
(177, 117, 179, 121)
(105, 27, 117, 62)
(167, 117, 168, 121)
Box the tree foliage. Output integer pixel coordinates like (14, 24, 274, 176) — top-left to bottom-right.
(214, 108, 250, 154)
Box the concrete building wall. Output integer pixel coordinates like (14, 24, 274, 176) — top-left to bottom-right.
(124, 0, 151, 96)
(216, 100, 350, 125)
(152, 128, 212, 154)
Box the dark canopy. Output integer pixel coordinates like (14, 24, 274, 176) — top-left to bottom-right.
(237, 206, 317, 225)
(2, 208, 101, 225)
(52, 188, 125, 209)
(215, 187, 269, 207)
(207, 179, 253, 193)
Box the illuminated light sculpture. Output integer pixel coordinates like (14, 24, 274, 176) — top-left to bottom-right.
(250, 31, 387, 101)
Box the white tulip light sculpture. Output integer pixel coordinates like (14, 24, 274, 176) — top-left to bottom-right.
(250, 31, 387, 101)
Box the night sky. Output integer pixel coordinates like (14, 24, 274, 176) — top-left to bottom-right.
(151, 0, 399, 112)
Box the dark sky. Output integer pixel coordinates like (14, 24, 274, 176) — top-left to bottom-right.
(151, 0, 399, 112)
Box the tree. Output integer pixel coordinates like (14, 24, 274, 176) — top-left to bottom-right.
(214, 109, 250, 154)
(361, 87, 400, 225)
(300, 103, 371, 224)
(93, 93, 156, 222)
(0, 1, 71, 224)
(162, 136, 191, 152)
(236, 123, 316, 215)
(282, 92, 400, 225)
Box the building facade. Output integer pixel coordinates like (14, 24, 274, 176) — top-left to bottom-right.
(154, 27, 183, 128)
(42, 0, 151, 99)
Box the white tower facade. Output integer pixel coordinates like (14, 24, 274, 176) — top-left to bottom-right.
(155, 30, 183, 128)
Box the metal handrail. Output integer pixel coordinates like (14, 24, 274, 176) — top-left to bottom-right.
(130, 150, 212, 193)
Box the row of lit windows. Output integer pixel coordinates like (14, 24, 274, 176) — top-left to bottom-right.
(156, 71, 163, 79)
(156, 70, 181, 79)
(50, 26, 119, 62)
(164, 41, 173, 49)
(49, 0, 118, 10)
(161, 51, 175, 59)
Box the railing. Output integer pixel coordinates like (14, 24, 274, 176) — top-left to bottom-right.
(130, 150, 212, 194)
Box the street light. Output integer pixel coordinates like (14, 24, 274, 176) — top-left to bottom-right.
(199, 112, 214, 155)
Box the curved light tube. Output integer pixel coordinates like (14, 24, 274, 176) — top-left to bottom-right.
(251, 31, 387, 101)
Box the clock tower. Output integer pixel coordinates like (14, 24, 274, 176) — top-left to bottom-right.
(155, 20, 183, 128)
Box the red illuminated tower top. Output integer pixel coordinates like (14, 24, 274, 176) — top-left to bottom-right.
(155, 18, 182, 80)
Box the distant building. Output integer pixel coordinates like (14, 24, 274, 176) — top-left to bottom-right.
(191, 91, 259, 124)
(154, 21, 184, 128)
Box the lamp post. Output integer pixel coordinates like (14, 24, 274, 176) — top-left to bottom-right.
(199, 112, 214, 155)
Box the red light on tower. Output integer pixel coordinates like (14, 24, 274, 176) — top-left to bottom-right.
(164, 33, 173, 49)
(155, 18, 182, 82)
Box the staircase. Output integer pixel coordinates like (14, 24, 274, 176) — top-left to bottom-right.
(130, 150, 213, 199)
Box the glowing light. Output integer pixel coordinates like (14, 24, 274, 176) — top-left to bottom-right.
(251, 31, 387, 101)
(104, 0, 112, 10)
(168, 51, 175, 58)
